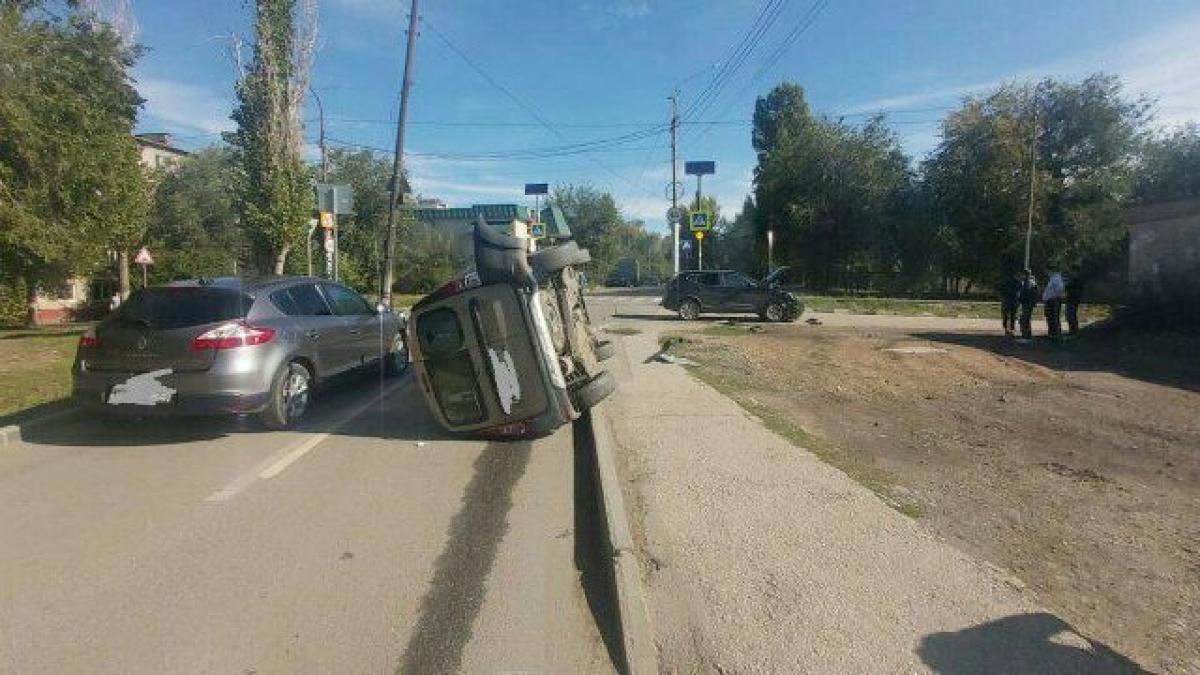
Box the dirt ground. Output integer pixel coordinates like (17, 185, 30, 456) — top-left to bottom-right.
(670, 321, 1200, 674)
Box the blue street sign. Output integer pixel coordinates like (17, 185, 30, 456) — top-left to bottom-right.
(685, 161, 715, 176)
(524, 183, 549, 195)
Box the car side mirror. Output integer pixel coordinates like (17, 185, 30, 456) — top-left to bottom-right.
(375, 303, 390, 314)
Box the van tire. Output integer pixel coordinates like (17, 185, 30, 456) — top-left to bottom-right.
(532, 242, 590, 275)
(594, 339, 615, 362)
(570, 371, 616, 411)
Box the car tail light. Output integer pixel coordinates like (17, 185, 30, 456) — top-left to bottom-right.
(423, 271, 482, 305)
(78, 328, 100, 348)
(190, 321, 275, 350)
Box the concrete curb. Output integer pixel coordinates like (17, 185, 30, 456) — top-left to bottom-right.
(0, 406, 79, 451)
(587, 400, 657, 675)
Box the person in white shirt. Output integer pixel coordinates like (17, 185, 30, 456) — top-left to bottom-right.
(1042, 271, 1066, 339)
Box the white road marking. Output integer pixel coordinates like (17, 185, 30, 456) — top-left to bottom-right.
(205, 378, 407, 502)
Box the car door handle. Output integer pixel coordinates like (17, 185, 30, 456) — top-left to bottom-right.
(307, 330, 320, 340)
(348, 328, 360, 335)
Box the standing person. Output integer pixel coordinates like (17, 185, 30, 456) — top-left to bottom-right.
(1043, 270, 1066, 340)
(1065, 273, 1084, 336)
(999, 270, 1020, 336)
(1017, 269, 1039, 342)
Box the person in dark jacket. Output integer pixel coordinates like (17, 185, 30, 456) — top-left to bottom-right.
(1017, 270, 1039, 341)
(999, 271, 1021, 336)
(1065, 273, 1084, 336)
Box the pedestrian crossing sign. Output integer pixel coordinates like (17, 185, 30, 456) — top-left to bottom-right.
(689, 210, 712, 232)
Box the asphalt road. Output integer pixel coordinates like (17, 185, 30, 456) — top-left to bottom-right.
(0, 371, 615, 674)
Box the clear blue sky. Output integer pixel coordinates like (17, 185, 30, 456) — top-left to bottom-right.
(131, 0, 1200, 233)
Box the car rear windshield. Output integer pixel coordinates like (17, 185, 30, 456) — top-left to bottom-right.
(115, 287, 253, 330)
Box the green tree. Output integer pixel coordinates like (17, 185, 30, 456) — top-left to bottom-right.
(1135, 122, 1200, 204)
(752, 82, 912, 290)
(0, 2, 145, 323)
(924, 74, 1148, 288)
(551, 184, 626, 278)
(144, 146, 244, 282)
(323, 148, 393, 292)
(229, 0, 314, 275)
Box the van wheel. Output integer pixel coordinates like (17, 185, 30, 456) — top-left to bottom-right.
(570, 371, 616, 411)
(385, 333, 409, 376)
(678, 299, 700, 321)
(531, 242, 591, 276)
(594, 340, 615, 362)
(260, 361, 312, 430)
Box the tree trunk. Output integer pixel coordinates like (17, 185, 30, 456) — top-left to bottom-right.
(118, 250, 131, 299)
(23, 275, 37, 327)
(273, 246, 290, 275)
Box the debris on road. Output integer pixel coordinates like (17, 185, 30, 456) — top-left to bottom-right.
(654, 353, 697, 367)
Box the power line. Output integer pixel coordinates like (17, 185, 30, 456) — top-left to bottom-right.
(692, 0, 832, 143)
(680, 0, 791, 134)
(420, 17, 659, 197)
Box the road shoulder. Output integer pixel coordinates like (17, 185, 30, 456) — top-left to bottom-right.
(600, 325, 1144, 673)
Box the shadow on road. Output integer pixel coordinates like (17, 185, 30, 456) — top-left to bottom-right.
(573, 412, 624, 670)
(918, 612, 1150, 674)
(396, 439, 533, 675)
(914, 323, 1200, 393)
(612, 312, 764, 323)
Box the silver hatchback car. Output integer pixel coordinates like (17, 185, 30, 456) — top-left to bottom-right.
(72, 276, 407, 428)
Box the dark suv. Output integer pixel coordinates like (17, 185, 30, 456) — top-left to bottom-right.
(662, 267, 802, 321)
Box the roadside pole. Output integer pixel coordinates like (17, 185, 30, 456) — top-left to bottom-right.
(1023, 109, 1038, 270)
(685, 160, 714, 273)
(767, 229, 774, 272)
(381, 0, 420, 307)
(670, 92, 680, 276)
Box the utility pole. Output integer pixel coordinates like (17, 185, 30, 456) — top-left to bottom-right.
(695, 172, 703, 271)
(670, 91, 680, 276)
(1023, 108, 1038, 271)
(381, 0, 420, 307)
(310, 87, 331, 280)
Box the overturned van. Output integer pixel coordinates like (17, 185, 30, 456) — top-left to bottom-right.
(407, 221, 615, 438)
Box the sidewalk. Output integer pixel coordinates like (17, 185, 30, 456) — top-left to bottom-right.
(600, 326, 1146, 674)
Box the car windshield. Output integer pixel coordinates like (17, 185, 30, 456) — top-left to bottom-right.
(115, 287, 251, 330)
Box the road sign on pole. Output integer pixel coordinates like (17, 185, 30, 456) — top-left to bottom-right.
(319, 212, 334, 229)
(315, 183, 354, 215)
(689, 210, 713, 232)
(524, 183, 549, 195)
(134, 247, 153, 288)
(667, 206, 683, 224)
(685, 160, 715, 176)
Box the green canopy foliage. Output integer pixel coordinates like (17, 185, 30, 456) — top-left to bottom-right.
(0, 2, 146, 323)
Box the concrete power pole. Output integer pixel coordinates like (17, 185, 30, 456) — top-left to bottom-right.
(670, 91, 680, 276)
(381, 0, 420, 307)
(1023, 110, 1038, 271)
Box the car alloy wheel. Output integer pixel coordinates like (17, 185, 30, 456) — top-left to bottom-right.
(283, 363, 311, 422)
(766, 302, 785, 322)
(679, 299, 700, 321)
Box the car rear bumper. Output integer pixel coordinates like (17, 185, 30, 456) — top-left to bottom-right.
(72, 367, 273, 416)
